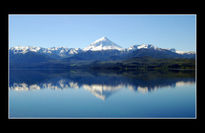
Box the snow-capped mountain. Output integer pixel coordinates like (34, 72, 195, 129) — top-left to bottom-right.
(128, 44, 195, 56)
(10, 46, 82, 58)
(9, 37, 195, 59)
(10, 46, 42, 54)
(176, 50, 195, 55)
(128, 44, 157, 51)
(165, 48, 195, 55)
(83, 37, 123, 51)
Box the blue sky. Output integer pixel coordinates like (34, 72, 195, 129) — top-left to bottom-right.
(9, 15, 196, 51)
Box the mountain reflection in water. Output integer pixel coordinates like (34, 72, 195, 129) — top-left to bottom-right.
(9, 69, 195, 100)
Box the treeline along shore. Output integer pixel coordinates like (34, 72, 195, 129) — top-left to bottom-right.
(75, 57, 196, 72)
(10, 56, 195, 72)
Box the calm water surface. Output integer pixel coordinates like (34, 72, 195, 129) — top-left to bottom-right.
(9, 70, 196, 118)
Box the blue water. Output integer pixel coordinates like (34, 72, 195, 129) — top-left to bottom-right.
(9, 70, 196, 118)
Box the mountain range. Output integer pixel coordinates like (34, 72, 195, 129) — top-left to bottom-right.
(10, 37, 195, 57)
(9, 37, 196, 69)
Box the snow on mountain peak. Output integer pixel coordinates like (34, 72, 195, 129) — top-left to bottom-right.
(9, 39, 195, 57)
(128, 44, 157, 50)
(165, 48, 195, 54)
(9, 46, 83, 57)
(93, 36, 108, 42)
(83, 37, 123, 51)
(166, 48, 176, 52)
(10, 46, 42, 54)
(175, 50, 195, 54)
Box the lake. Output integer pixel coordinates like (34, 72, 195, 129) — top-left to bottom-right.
(9, 69, 196, 118)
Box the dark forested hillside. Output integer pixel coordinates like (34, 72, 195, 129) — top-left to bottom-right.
(87, 57, 195, 71)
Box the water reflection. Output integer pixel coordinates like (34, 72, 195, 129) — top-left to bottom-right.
(9, 69, 195, 100)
